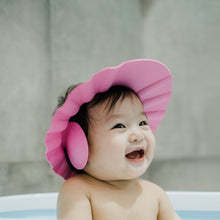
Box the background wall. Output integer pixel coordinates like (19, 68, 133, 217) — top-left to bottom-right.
(0, 0, 219, 196)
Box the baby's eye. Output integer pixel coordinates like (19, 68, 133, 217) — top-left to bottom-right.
(139, 121, 148, 126)
(112, 123, 126, 129)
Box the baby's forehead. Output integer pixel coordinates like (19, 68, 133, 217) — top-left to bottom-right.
(88, 94, 144, 121)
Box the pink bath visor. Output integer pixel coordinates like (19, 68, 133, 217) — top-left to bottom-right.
(45, 59, 172, 179)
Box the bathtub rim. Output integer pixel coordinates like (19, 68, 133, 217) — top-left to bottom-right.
(167, 191, 220, 211)
(0, 191, 220, 212)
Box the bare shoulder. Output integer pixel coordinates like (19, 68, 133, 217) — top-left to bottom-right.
(139, 179, 165, 194)
(58, 174, 91, 201)
(139, 179, 181, 220)
(139, 179, 170, 199)
(59, 173, 90, 191)
(57, 174, 93, 219)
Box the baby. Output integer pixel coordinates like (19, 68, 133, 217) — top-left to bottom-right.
(45, 59, 181, 219)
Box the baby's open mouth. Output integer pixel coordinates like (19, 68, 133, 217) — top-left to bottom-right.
(125, 149, 145, 160)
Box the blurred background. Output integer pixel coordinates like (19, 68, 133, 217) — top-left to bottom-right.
(0, 0, 219, 196)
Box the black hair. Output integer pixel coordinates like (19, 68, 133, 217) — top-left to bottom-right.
(55, 84, 138, 174)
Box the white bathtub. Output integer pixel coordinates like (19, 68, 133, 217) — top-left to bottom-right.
(167, 191, 220, 211)
(0, 191, 220, 219)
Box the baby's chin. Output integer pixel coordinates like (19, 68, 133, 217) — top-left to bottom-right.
(105, 165, 149, 181)
(105, 169, 148, 182)
(84, 159, 150, 182)
(124, 158, 150, 177)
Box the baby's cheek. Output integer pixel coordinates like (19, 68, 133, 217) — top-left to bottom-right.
(147, 139, 155, 159)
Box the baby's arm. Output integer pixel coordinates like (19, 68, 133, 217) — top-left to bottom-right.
(57, 176, 92, 220)
(157, 187, 181, 220)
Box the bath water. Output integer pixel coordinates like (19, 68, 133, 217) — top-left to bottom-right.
(0, 209, 220, 219)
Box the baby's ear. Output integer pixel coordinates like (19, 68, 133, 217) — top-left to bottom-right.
(64, 122, 89, 169)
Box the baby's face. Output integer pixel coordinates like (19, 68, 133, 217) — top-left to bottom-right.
(84, 94, 155, 181)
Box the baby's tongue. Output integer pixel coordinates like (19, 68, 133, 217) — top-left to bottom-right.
(126, 150, 141, 159)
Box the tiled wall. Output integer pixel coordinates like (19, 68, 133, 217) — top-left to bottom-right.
(0, 0, 219, 196)
(0, 0, 53, 195)
(141, 0, 220, 191)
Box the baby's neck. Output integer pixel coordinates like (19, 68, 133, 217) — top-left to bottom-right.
(83, 173, 141, 191)
(107, 178, 140, 190)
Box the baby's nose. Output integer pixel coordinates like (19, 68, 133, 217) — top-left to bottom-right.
(128, 131, 144, 143)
